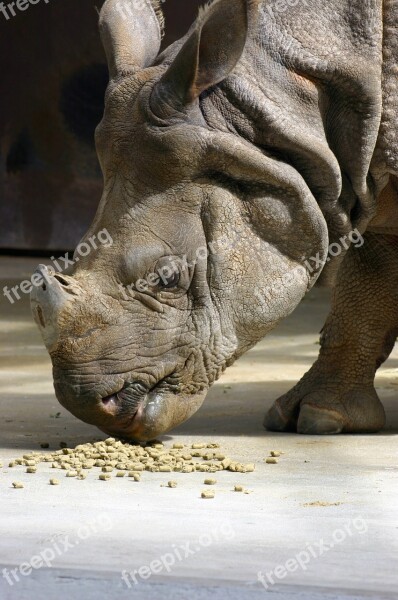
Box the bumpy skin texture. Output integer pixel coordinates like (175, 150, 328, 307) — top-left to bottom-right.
(31, 0, 398, 439)
(265, 232, 398, 434)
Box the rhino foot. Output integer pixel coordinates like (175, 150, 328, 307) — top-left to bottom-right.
(264, 381, 386, 434)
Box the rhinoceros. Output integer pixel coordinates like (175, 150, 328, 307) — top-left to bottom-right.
(31, 0, 398, 441)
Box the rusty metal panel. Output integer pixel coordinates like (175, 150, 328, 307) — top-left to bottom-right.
(0, 0, 202, 251)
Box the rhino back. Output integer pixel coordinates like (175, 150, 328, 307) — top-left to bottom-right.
(375, 0, 398, 176)
(198, 0, 384, 255)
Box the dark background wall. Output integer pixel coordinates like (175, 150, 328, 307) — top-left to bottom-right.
(0, 0, 203, 251)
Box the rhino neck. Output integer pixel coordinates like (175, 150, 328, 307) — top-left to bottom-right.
(198, 0, 383, 283)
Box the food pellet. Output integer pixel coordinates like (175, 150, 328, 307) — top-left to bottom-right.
(50, 479, 60, 485)
(204, 478, 217, 485)
(271, 451, 281, 457)
(168, 481, 177, 488)
(7, 438, 255, 490)
(234, 485, 244, 492)
(266, 458, 278, 464)
(244, 464, 255, 472)
(201, 490, 215, 499)
(12, 482, 24, 489)
(26, 467, 37, 474)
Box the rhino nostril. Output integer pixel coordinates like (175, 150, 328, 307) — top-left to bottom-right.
(36, 306, 45, 328)
(54, 274, 70, 287)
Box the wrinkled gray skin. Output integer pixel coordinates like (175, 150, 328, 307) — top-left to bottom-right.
(31, 0, 398, 441)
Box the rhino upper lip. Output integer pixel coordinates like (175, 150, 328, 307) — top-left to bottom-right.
(101, 387, 145, 427)
(101, 376, 172, 431)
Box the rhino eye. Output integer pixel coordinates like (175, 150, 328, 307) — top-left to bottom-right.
(155, 256, 182, 291)
(160, 270, 180, 289)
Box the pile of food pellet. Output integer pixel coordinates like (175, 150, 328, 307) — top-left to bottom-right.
(5, 438, 259, 496)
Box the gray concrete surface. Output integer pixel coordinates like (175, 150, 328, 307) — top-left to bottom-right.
(0, 256, 397, 600)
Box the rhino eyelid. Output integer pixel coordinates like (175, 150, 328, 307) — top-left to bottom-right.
(134, 292, 164, 313)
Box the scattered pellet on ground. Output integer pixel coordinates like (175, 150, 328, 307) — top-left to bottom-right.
(7, 438, 257, 491)
(26, 467, 37, 474)
(244, 464, 255, 472)
(234, 485, 244, 492)
(265, 458, 278, 464)
(12, 482, 24, 489)
(270, 451, 281, 457)
(201, 490, 215, 499)
(167, 481, 177, 488)
(204, 478, 217, 485)
(49, 479, 60, 485)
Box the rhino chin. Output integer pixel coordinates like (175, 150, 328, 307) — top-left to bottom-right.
(100, 388, 208, 443)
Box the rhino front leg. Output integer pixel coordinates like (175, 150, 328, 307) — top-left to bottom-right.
(264, 232, 398, 434)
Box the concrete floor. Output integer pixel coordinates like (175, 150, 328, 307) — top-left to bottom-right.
(0, 256, 397, 600)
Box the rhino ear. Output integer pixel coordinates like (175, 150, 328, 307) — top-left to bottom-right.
(151, 0, 249, 116)
(99, 0, 163, 78)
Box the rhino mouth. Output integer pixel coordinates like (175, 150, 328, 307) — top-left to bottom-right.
(98, 378, 207, 442)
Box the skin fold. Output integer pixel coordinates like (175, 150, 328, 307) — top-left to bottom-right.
(31, 0, 398, 440)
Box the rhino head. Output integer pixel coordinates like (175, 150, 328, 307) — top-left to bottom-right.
(31, 0, 328, 441)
